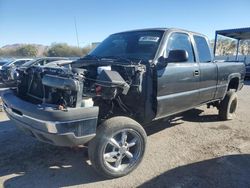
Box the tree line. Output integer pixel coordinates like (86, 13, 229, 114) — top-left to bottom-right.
(1, 39, 249, 58)
(212, 38, 250, 56)
(0, 43, 94, 58)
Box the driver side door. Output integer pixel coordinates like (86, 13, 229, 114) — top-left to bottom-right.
(156, 32, 200, 119)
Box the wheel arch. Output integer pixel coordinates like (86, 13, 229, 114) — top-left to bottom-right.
(227, 73, 241, 91)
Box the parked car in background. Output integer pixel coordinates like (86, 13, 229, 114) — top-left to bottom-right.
(2, 57, 69, 87)
(1, 58, 32, 69)
(0, 59, 13, 80)
(18, 57, 69, 70)
(0, 58, 33, 85)
(0, 60, 11, 70)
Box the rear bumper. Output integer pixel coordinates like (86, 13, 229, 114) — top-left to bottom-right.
(2, 90, 99, 146)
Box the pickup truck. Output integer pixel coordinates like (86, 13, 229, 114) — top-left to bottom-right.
(2, 28, 245, 178)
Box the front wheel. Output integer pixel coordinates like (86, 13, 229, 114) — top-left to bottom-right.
(218, 91, 238, 120)
(88, 116, 147, 178)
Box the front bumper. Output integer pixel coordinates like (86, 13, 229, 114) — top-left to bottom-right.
(2, 90, 99, 146)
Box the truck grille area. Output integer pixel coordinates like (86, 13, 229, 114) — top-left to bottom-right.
(17, 66, 81, 107)
(28, 72, 44, 99)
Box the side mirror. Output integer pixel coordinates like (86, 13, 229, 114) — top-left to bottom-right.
(167, 50, 188, 63)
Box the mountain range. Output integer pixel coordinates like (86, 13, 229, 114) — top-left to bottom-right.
(1, 44, 48, 56)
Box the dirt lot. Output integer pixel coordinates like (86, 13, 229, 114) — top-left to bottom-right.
(0, 82, 250, 188)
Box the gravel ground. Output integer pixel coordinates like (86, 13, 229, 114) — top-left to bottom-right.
(0, 82, 250, 188)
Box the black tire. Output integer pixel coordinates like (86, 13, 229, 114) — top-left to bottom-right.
(218, 91, 238, 120)
(88, 116, 147, 178)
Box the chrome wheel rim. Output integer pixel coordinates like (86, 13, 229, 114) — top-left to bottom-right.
(103, 129, 143, 172)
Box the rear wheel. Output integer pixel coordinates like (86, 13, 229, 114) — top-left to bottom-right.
(218, 91, 238, 120)
(88, 116, 147, 178)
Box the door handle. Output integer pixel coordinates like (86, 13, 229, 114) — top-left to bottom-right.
(194, 70, 200, 76)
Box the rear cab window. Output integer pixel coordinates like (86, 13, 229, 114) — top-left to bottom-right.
(194, 35, 212, 62)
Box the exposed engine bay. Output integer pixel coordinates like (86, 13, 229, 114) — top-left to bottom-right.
(15, 60, 155, 123)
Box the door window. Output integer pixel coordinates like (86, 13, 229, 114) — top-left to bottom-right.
(167, 33, 195, 62)
(194, 35, 212, 62)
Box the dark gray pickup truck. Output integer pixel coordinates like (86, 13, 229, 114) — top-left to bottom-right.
(2, 28, 245, 178)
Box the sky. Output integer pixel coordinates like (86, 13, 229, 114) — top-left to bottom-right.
(0, 0, 250, 47)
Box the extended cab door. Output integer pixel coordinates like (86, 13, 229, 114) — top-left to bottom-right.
(156, 32, 200, 119)
(193, 35, 217, 103)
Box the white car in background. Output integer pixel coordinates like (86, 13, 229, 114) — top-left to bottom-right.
(0, 58, 33, 70)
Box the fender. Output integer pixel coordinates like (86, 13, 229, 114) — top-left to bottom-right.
(221, 73, 241, 99)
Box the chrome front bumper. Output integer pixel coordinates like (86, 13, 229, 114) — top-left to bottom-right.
(2, 90, 99, 146)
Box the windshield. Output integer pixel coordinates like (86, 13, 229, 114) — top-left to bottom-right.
(89, 30, 164, 60)
(21, 59, 39, 67)
(3, 60, 15, 66)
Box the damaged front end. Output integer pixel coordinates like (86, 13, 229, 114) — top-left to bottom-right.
(3, 29, 164, 146)
(2, 58, 154, 146)
(16, 58, 150, 122)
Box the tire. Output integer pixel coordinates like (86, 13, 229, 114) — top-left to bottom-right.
(88, 116, 147, 178)
(218, 91, 238, 120)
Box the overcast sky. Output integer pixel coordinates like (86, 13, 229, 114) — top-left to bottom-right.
(0, 0, 249, 47)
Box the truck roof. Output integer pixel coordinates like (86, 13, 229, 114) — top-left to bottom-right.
(114, 28, 207, 38)
(216, 27, 250, 40)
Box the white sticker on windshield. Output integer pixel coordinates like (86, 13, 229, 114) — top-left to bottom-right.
(139, 36, 160, 42)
